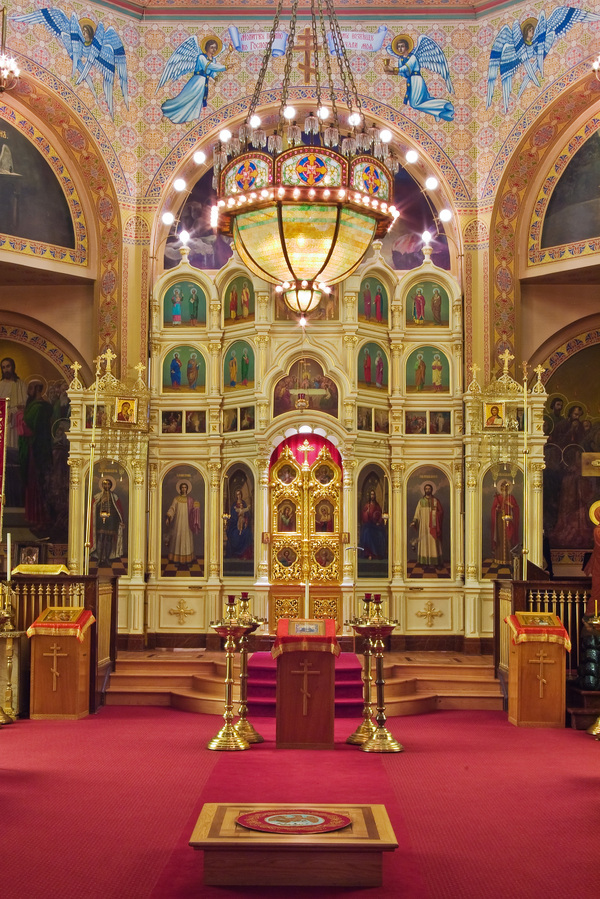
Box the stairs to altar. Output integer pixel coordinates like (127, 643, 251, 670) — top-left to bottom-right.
(104, 649, 503, 716)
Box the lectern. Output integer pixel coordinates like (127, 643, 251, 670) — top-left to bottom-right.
(505, 612, 571, 728)
(272, 618, 339, 749)
(27, 607, 95, 720)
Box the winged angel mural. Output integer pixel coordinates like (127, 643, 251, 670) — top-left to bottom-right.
(384, 34, 454, 122)
(12, 8, 129, 119)
(486, 6, 600, 112)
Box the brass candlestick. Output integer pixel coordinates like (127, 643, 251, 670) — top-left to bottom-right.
(350, 594, 403, 753)
(234, 591, 264, 744)
(346, 593, 377, 745)
(207, 595, 250, 751)
(0, 583, 17, 725)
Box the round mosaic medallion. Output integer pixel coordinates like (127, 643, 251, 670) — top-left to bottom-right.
(236, 808, 352, 834)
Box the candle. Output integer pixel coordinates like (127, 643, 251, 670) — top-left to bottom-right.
(6, 532, 10, 583)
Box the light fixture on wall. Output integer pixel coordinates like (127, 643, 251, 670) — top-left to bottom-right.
(212, 0, 403, 316)
(0, 7, 19, 93)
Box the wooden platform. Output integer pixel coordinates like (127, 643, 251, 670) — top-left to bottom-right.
(104, 650, 504, 715)
(189, 803, 398, 887)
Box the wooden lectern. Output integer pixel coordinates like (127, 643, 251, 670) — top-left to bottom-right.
(272, 619, 339, 749)
(505, 612, 571, 728)
(27, 607, 95, 720)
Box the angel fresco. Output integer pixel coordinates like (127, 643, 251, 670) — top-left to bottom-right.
(383, 34, 454, 122)
(486, 7, 600, 112)
(12, 9, 128, 119)
(158, 35, 235, 124)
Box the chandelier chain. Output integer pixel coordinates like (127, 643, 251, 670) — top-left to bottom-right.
(247, 0, 285, 119)
(324, 0, 361, 115)
(281, 0, 300, 118)
(310, 0, 322, 114)
(316, 0, 339, 127)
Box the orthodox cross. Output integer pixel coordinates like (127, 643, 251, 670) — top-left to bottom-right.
(169, 600, 195, 626)
(101, 347, 117, 374)
(294, 27, 317, 81)
(416, 600, 443, 628)
(134, 362, 146, 381)
(43, 642, 68, 691)
(291, 657, 320, 715)
(468, 362, 479, 381)
(528, 649, 555, 699)
(70, 361, 82, 383)
(299, 439, 314, 468)
(534, 364, 545, 386)
(498, 348, 514, 374)
(521, 360, 529, 382)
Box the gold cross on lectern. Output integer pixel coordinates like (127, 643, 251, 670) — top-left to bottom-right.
(528, 649, 555, 699)
(291, 658, 320, 715)
(43, 642, 68, 691)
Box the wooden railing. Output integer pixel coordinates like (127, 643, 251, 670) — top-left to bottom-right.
(494, 575, 591, 688)
(9, 575, 118, 715)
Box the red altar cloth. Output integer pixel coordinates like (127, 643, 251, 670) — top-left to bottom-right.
(271, 618, 340, 658)
(27, 607, 95, 643)
(505, 615, 571, 652)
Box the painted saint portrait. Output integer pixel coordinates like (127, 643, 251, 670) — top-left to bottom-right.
(358, 343, 388, 391)
(89, 462, 128, 577)
(162, 410, 183, 434)
(162, 346, 206, 393)
(406, 281, 450, 328)
(163, 280, 207, 327)
(405, 411, 427, 434)
(273, 359, 338, 419)
(406, 347, 450, 393)
(357, 406, 373, 431)
(185, 410, 206, 433)
(481, 469, 522, 579)
(406, 467, 451, 578)
(223, 465, 254, 576)
(278, 501, 297, 532)
(357, 465, 388, 578)
(240, 406, 255, 430)
(315, 500, 335, 533)
(161, 466, 204, 577)
(374, 409, 389, 433)
(430, 411, 451, 434)
(358, 278, 388, 325)
(224, 341, 254, 391)
(225, 276, 255, 324)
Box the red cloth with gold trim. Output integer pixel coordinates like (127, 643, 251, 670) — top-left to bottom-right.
(505, 614, 571, 651)
(27, 608, 95, 643)
(271, 617, 340, 658)
(236, 808, 352, 834)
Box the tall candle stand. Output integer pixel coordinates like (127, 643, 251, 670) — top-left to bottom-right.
(346, 593, 377, 745)
(234, 591, 265, 744)
(349, 594, 403, 753)
(0, 582, 17, 725)
(583, 612, 600, 738)
(207, 595, 250, 751)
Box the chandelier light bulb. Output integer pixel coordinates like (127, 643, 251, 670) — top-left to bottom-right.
(193, 150, 206, 165)
(348, 112, 362, 127)
(173, 178, 186, 192)
(249, 114, 261, 128)
(210, 205, 219, 228)
(422, 230, 432, 244)
(425, 176, 439, 190)
(405, 149, 419, 164)
(283, 105, 296, 120)
(317, 106, 330, 120)
(439, 208, 453, 222)
(161, 212, 175, 225)
(275, 285, 283, 293)
(299, 316, 307, 328)
(179, 230, 190, 245)
(219, 128, 232, 142)
(379, 129, 392, 143)
(282, 281, 291, 290)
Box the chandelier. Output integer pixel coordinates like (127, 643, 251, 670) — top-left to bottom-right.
(213, 0, 400, 315)
(0, 7, 19, 93)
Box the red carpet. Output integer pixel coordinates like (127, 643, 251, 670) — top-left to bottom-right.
(3, 708, 599, 898)
(248, 651, 364, 717)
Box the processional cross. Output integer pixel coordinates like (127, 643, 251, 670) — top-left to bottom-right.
(299, 439, 314, 468)
(43, 643, 68, 691)
(291, 658, 320, 715)
(101, 347, 117, 374)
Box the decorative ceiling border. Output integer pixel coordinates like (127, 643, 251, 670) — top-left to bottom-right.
(541, 328, 600, 384)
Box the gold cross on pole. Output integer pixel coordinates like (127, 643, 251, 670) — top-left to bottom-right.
(291, 658, 320, 715)
(528, 649, 555, 699)
(43, 642, 69, 691)
(469, 362, 480, 380)
(299, 439, 314, 468)
(134, 362, 146, 380)
(521, 360, 529, 382)
(534, 364, 545, 384)
(70, 361, 82, 382)
(498, 348, 514, 374)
